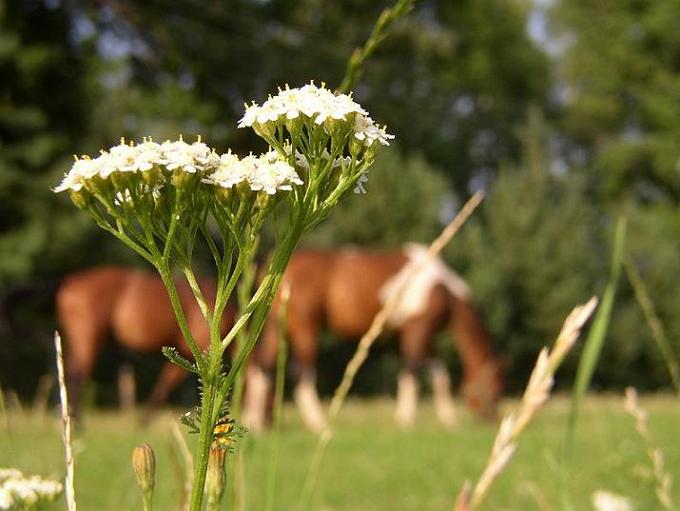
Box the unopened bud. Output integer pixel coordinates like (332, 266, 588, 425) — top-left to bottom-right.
(132, 443, 156, 494)
(171, 168, 192, 188)
(69, 189, 90, 209)
(349, 135, 365, 159)
(206, 443, 227, 509)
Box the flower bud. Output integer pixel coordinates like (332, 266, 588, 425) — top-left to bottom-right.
(142, 166, 162, 187)
(284, 115, 302, 139)
(349, 135, 365, 159)
(253, 120, 276, 141)
(205, 443, 227, 509)
(171, 168, 192, 188)
(69, 190, 90, 209)
(132, 444, 156, 494)
(110, 171, 129, 190)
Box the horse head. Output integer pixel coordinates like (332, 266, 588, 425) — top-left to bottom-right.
(461, 359, 505, 421)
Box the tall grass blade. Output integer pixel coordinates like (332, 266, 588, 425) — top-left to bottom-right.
(561, 217, 626, 508)
(0, 383, 8, 432)
(624, 257, 680, 397)
(336, 0, 416, 94)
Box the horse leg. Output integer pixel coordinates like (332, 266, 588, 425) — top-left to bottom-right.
(62, 325, 106, 421)
(395, 369, 419, 429)
(288, 319, 327, 433)
(242, 363, 272, 433)
(118, 363, 136, 412)
(429, 360, 458, 429)
(396, 326, 430, 429)
(293, 367, 326, 433)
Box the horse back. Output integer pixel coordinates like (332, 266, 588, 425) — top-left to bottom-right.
(110, 270, 181, 352)
(56, 266, 134, 362)
(57, 266, 132, 330)
(326, 249, 407, 337)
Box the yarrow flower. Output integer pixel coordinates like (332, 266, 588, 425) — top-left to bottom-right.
(238, 82, 393, 149)
(54, 136, 221, 194)
(353, 114, 394, 147)
(239, 82, 366, 128)
(205, 150, 302, 196)
(0, 469, 63, 510)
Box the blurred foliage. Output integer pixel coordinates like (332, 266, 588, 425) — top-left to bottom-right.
(1, 0, 679, 398)
(550, 0, 680, 203)
(304, 147, 449, 248)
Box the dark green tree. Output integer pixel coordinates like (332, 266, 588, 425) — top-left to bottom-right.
(80, 0, 548, 192)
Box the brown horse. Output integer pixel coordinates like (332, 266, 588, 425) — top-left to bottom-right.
(243, 244, 504, 432)
(56, 266, 232, 417)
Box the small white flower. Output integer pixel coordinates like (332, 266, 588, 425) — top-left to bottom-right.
(207, 150, 302, 196)
(133, 140, 164, 172)
(161, 139, 199, 173)
(592, 490, 633, 511)
(248, 150, 302, 195)
(208, 151, 252, 190)
(113, 189, 134, 206)
(238, 82, 367, 129)
(159, 138, 220, 175)
(354, 114, 394, 147)
(0, 488, 12, 510)
(54, 157, 99, 192)
(0, 469, 22, 483)
(354, 173, 369, 194)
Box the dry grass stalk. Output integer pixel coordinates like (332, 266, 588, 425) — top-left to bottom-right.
(454, 297, 598, 511)
(299, 191, 485, 510)
(54, 331, 77, 511)
(624, 387, 675, 511)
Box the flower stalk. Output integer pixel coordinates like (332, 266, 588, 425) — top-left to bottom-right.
(54, 83, 392, 511)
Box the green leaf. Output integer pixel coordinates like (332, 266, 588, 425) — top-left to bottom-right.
(560, 216, 627, 510)
(162, 346, 198, 374)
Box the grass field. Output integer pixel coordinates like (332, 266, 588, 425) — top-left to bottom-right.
(1, 395, 679, 510)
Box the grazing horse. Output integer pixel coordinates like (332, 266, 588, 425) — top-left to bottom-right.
(56, 266, 232, 417)
(243, 244, 504, 432)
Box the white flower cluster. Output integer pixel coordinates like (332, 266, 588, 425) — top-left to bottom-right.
(207, 150, 303, 196)
(238, 82, 393, 148)
(55, 138, 302, 197)
(54, 137, 220, 194)
(0, 469, 63, 510)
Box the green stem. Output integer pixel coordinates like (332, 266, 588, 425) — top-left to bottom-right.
(336, 0, 416, 94)
(212, 213, 305, 425)
(182, 266, 213, 324)
(189, 369, 219, 511)
(142, 491, 153, 511)
(157, 261, 206, 370)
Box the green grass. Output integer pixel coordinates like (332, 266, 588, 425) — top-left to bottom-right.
(1, 395, 679, 510)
